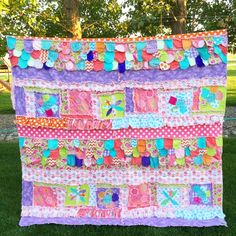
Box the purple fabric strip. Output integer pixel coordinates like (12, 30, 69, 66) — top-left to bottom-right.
(14, 86, 26, 115)
(22, 181, 33, 206)
(19, 216, 227, 227)
(125, 88, 134, 112)
(12, 63, 226, 84)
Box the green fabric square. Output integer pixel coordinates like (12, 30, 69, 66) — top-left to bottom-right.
(65, 184, 90, 206)
(99, 92, 125, 119)
(199, 86, 226, 112)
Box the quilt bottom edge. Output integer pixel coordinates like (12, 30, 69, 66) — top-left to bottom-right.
(19, 216, 227, 227)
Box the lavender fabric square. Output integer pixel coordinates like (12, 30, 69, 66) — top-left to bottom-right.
(14, 86, 26, 115)
(125, 88, 134, 112)
(22, 181, 33, 206)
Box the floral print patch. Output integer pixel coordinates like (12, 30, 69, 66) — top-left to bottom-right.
(69, 90, 92, 116)
(127, 183, 151, 209)
(133, 88, 158, 113)
(33, 185, 57, 207)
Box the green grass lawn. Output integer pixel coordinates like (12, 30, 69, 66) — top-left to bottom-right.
(0, 91, 14, 114)
(0, 138, 236, 236)
(227, 61, 236, 106)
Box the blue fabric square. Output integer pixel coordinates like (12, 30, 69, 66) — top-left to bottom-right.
(197, 137, 206, 149)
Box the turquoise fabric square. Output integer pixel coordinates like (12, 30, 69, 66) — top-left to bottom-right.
(41, 40, 52, 50)
(197, 137, 206, 149)
(48, 50, 59, 61)
(213, 45, 222, 55)
(155, 138, 164, 149)
(185, 147, 191, 157)
(105, 42, 115, 51)
(179, 56, 189, 69)
(89, 42, 96, 51)
(104, 140, 114, 150)
(18, 58, 28, 69)
(137, 50, 143, 62)
(96, 157, 104, 165)
(201, 88, 210, 99)
(136, 42, 146, 51)
(194, 155, 203, 165)
(104, 51, 114, 63)
(197, 47, 210, 61)
(76, 60, 86, 70)
(7, 36, 16, 50)
(42, 149, 50, 158)
(110, 149, 117, 158)
(149, 58, 160, 67)
(219, 52, 227, 64)
(67, 154, 76, 166)
(104, 62, 113, 71)
(21, 50, 30, 61)
(70, 41, 82, 52)
(159, 148, 168, 157)
(150, 157, 159, 169)
(164, 39, 173, 49)
(48, 139, 58, 150)
(19, 137, 25, 149)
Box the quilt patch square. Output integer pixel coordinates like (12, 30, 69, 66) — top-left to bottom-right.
(127, 183, 151, 209)
(190, 184, 213, 205)
(157, 185, 185, 208)
(35, 92, 60, 117)
(159, 90, 193, 116)
(69, 90, 92, 116)
(65, 184, 90, 206)
(133, 88, 158, 113)
(199, 86, 226, 112)
(96, 187, 120, 209)
(98, 92, 125, 119)
(33, 185, 57, 207)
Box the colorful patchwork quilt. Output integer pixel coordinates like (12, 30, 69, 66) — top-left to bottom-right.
(7, 29, 227, 227)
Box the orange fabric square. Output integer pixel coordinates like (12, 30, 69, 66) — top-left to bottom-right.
(131, 157, 141, 165)
(96, 42, 105, 53)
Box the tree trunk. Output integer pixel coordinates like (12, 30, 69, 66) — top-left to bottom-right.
(170, 0, 187, 34)
(62, 0, 82, 38)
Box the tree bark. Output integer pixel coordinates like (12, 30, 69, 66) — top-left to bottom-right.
(170, 0, 187, 34)
(62, 0, 82, 38)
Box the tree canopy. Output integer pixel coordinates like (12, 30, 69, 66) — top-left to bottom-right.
(0, 0, 235, 57)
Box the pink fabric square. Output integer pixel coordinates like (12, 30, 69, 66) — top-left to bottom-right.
(127, 183, 151, 209)
(45, 109, 53, 117)
(133, 89, 158, 113)
(168, 96, 177, 105)
(69, 90, 92, 116)
(33, 186, 57, 207)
